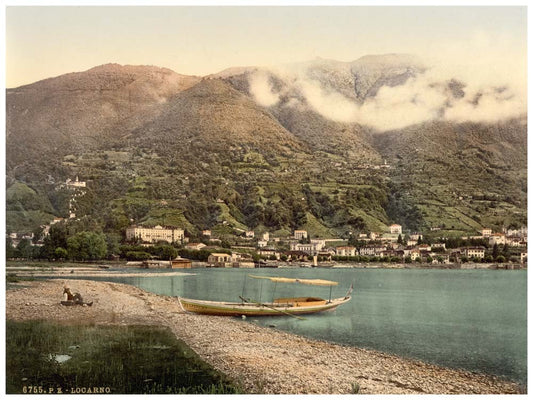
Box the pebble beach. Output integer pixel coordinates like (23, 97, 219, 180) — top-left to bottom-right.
(6, 278, 522, 394)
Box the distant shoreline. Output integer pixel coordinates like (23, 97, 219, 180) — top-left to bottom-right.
(6, 260, 526, 280)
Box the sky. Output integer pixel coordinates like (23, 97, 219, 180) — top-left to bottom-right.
(5, 5, 528, 88)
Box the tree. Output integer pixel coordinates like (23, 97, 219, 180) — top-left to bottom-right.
(492, 244, 500, 259)
(54, 247, 68, 260)
(6, 238, 16, 259)
(397, 234, 403, 245)
(426, 256, 433, 264)
(155, 245, 178, 260)
(502, 244, 511, 260)
(16, 239, 33, 260)
(32, 226, 44, 244)
(105, 233, 122, 258)
(67, 231, 107, 261)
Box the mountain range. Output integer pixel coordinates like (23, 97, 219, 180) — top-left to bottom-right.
(6, 54, 527, 240)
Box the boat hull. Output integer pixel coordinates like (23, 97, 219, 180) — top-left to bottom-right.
(178, 295, 351, 317)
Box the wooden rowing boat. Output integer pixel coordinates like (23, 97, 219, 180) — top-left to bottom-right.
(178, 295, 351, 316)
(177, 275, 353, 317)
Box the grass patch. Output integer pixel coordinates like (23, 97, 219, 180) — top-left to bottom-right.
(6, 273, 36, 284)
(6, 320, 242, 394)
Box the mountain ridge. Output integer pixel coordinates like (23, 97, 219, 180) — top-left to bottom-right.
(6, 56, 527, 237)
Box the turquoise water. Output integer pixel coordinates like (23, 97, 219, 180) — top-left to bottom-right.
(86, 268, 527, 384)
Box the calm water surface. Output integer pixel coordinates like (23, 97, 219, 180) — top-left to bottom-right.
(88, 268, 527, 384)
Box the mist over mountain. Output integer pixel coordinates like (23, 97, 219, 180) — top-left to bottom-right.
(6, 55, 527, 238)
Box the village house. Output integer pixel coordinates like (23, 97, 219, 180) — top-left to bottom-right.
(506, 227, 527, 238)
(409, 233, 423, 241)
(126, 225, 185, 244)
(185, 242, 206, 251)
(463, 247, 486, 259)
(390, 224, 402, 234)
(359, 245, 387, 257)
(335, 246, 357, 257)
(488, 233, 506, 246)
(257, 248, 280, 260)
(65, 176, 86, 188)
(507, 236, 526, 247)
(293, 230, 308, 240)
(290, 242, 321, 254)
(261, 232, 270, 242)
(207, 253, 232, 267)
(310, 239, 326, 251)
(202, 230, 212, 236)
(245, 230, 255, 238)
(480, 228, 492, 237)
(520, 252, 527, 263)
(418, 244, 431, 252)
(381, 233, 400, 243)
(257, 240, 268, 248)
(231, 253, 255, 268)
(432, 243, 446, 250)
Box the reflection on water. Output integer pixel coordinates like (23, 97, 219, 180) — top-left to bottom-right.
(85, 268, 527, 384)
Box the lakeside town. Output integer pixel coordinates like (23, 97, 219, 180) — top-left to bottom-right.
(6, 175, 527, 270)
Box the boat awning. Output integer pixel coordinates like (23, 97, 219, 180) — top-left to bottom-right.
(248, 275, 338, 286)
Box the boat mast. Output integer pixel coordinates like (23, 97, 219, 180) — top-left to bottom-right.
(241, 274, 247, 301)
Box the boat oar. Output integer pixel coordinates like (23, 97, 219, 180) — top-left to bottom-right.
(239, 296, 306, 320)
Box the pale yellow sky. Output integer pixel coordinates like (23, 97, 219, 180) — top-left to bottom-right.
(5, 6, 527, 88)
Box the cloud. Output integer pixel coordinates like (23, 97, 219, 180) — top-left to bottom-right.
(247, 31, 526, 132)
(249, 71, 280, 107)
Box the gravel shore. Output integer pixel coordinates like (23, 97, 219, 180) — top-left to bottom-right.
(6, 279, 522, 394)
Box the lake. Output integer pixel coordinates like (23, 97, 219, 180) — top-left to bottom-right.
(83, 267, 527, 384)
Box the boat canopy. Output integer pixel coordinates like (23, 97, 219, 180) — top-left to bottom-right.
(248, 275, 338, 286)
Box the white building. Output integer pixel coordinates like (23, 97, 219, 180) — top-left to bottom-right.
(390, 224, 402, 234)
(294, 230, 308, 240)
(480, 228, 492, 237)
(488, 233, 506, 246)
(336, 246, 357, 257)
(310, 239, 326, 251)
(290, 242, 320, 254)
(463, 247, 486, 259)
(185, 243, 206, 251)
(432, 243, 446, 250)
(65, 176, 86, 188)
(359, 246, 386, 257)
(126, 225, 184, 244)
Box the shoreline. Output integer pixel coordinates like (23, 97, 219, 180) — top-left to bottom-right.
(5, 279, 523, 394)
